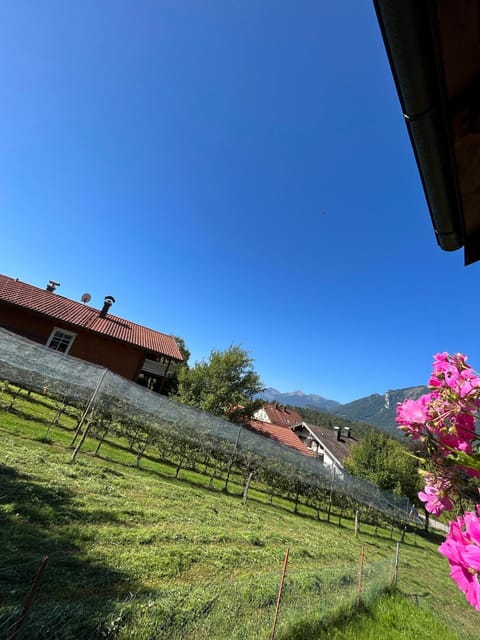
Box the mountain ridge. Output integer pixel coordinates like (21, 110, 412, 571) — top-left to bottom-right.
(329, 385, 429, 434)
(258, 384, 429, 435)
(257, 387, 341, 411)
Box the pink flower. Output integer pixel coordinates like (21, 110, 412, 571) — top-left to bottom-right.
(418, 472, 456, 516)
(398, 352, 480, 463)
(429, 406, 477, 456)
(439, 512, 480, 610)
(396, 394, 434, 438)
(429, 353, 480, 400)
(404, 353, 480, 611)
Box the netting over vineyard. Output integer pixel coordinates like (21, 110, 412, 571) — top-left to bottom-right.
(0, 328, 418, 524)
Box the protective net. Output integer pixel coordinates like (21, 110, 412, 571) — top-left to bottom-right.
(0, 552, 395, 640)
(0, 327, 419, 525)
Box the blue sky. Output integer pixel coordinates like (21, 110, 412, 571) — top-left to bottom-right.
(1, 1, 478, 404)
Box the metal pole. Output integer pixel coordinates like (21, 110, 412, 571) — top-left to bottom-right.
(355, 510, 359, 538)
(71, 368, 108, 461)
(233, 426, 242, 454)
(9, 556, 49, 640)
(270, 547, 290, 640)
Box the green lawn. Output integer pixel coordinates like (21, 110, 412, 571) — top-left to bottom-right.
(0, 399, 478, 639)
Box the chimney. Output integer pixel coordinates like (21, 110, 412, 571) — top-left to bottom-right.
(344, 427, 351, 439)
(334, 426, 341, 441)
(46, 280, 60, 293)
(99, 295, 115, 318)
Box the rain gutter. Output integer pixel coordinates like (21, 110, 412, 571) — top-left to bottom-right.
(372, 0, 465, 254)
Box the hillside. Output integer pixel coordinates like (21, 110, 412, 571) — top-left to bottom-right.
(329, 386, 429, 435)
(258, 385, 431, 436)
(0, 389, 478, 639)
(289, 405, 379, 440)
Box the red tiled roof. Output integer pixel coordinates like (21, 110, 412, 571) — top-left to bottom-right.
(262, 403, 303, 427)
(0, 274, 183, 361)
(246, 419, 315, 456)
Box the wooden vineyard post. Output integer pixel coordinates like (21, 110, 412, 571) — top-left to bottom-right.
(9, 556, 49, 640)
(327, 499, 332, 523)
(242, 471, 254, 505)
(223, 427, 242, 493)
(392, 542, 400, 588)
(327, 467, 335, 523)
(356, 544, 365, 607)
(270, 547, 290, 640)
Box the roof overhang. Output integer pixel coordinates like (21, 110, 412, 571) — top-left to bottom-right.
(373, 0, 480, 264)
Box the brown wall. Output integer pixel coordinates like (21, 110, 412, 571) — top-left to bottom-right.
(1, 304, 145, 380)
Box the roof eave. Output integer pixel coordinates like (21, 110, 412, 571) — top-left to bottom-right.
(373, 0, 466, 258)
(304, 424, 345, 470)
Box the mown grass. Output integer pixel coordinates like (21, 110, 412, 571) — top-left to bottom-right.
(0, 401, 478, 639)
(321, 592, 461, 640)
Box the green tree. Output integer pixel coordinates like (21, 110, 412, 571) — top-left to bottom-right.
(343, 430, 421, 502)
(161, 336, 191, 396)
(175, 345, 263, 422)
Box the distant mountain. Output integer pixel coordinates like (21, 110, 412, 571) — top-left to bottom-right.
(258, 385, 430, 436)
(329, 385, 429, 435)
(258, 387, 341, 412)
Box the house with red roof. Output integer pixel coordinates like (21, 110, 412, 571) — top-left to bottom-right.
(291, 423, 359, 477)
(245, 418, 315, 457)
(244, 402, 312, 456)
(251, 402, 359, 471)
(253, 402, 303, 428)
(247, 402, 358, 462)
(0, 274, 183, 392)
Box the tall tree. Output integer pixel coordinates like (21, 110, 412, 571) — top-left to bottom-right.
(175, 345, 263, 422)
(343, 430, 421, 502)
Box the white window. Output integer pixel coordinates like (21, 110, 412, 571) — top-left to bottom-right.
(46, 328, 76, 354)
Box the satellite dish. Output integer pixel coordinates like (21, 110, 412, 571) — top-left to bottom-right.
(81, 293, 92, 304)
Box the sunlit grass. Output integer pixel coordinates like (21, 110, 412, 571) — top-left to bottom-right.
(0, 395, 478, 639)
(317, 592, 460, 640)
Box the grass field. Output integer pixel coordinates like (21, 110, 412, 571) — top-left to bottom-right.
(0, 392, 478, 639)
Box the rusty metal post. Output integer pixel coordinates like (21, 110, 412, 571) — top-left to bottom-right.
(9, 556, 49, 640)
(356, 544, 365, 607)
(270, 547, 290, 640)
